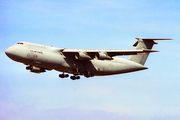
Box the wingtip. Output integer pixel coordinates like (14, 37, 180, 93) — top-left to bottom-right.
(143, 49, 159, 53)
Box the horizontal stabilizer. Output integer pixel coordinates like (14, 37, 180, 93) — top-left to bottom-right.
(135, 38, 173, 40)
(133, 38, 173, 47)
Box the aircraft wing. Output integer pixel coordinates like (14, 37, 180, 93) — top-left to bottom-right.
(63, 49, 158, 55)
(62, 49, 158, 60)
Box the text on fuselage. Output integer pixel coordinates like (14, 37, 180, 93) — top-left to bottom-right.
(30, 50, 43, 54)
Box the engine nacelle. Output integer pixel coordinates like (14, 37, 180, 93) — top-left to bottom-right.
(95, 52, 112, 60)
(26, 66, 46, 73)
(75, 52, 91, 60)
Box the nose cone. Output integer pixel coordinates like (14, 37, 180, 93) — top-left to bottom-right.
(5, 46, 18, 61)
(5, 47, 14, 57)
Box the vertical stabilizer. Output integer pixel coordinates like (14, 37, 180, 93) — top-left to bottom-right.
(129, 38, 172, 65)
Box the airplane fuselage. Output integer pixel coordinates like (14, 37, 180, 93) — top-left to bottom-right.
(5, 41, 147, 79)
(6, 38, 172, 80)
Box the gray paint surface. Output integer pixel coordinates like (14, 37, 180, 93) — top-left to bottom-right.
(5, 38, 172, 80)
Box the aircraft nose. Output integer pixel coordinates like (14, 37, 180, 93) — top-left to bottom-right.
(5, 47, 15, 58)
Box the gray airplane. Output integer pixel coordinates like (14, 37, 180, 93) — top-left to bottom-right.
(5, 38, 172, 80)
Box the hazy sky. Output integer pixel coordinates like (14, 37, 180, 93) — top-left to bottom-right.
(0, 0, 180, 120)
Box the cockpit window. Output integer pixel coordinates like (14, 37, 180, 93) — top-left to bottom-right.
(17, 42, 23, 45)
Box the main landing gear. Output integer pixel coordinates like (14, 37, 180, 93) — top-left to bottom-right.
(59, 72, 80, 80)
(59, 73, 69, 78)
(70, 75, 80, 80)
(59, 69, 93, 80)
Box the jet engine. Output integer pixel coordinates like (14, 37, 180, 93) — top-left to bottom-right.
(95, 52, 112, 60)
(75, 52, 91, 60)
(26, 66, 46, 73)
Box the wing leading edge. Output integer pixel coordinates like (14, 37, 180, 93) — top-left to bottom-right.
(62, 48, 158, 60)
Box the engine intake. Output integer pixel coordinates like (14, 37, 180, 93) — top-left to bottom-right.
(95, 52, 112, 60)
(75, 52, 91, 60)
(26, 66, 46, 73)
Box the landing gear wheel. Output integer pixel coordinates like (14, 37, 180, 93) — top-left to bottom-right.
(70, 75, 80, 80)
(59, 73, 69, 78)
(64, 74, 69, 77)
(26, 65, 31, 70)
(76, 76, 80, 79)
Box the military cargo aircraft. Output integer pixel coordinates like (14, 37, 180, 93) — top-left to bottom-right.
(5, 38, 172, 80)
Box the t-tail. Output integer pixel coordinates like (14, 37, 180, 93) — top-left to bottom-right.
(129, 38, 173, 65)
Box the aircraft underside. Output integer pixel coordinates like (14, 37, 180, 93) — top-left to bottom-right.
(24, 57, 148, 80)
